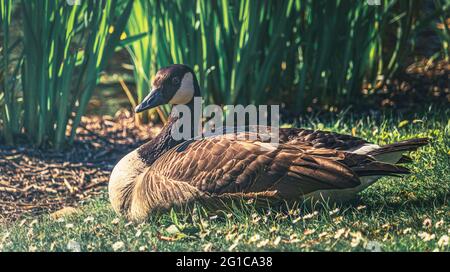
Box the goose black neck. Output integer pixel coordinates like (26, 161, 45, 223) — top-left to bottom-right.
(137, 79, 202, 166)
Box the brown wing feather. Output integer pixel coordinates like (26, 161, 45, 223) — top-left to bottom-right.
(150, 136, 362, 198)
(279, 127, 367, 150)
(221, 126, 368, 150)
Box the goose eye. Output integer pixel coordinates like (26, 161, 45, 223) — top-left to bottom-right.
(172, 77, 180, 85)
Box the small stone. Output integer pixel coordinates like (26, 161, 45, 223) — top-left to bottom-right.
(203, 243, 213, 252)
(67, 240, 81, 252)
(438, 235, 449, 247)
(112, 241, 125, 251)
(139, 246, 148, 252)
(51, 207, 79, 220)
(273, 236, 281, 246)
(83, 216, 95, 223)
(165, 225, 180, 235)
(29, 245, 38, 252)
(135, 230, 142, 238)
(365, 241, 382, 252)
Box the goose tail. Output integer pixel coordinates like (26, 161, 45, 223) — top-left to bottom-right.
(368, 138, 429, 157)
(368, 138, 429, 164)
(352, 161, 411, 177)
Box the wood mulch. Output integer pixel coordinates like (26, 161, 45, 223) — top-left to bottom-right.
(0, 110, 160, 223)
(367, 59, 449, 111)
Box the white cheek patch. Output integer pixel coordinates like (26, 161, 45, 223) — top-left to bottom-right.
(169, 72, 194, 105)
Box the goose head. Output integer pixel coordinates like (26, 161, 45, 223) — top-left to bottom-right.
(135, 64, 201, 113)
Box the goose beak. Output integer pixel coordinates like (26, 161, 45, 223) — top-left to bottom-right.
(135, 88, 165, 113)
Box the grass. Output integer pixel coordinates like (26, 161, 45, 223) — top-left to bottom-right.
(0, 110, 449, 252)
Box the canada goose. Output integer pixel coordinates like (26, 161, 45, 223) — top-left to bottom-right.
(109, 64, 428, 222)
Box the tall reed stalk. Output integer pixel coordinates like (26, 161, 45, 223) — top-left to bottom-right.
(433, 0, 449, 60)
(126, 0, 297, 119)
(0, 0, 133, 148)
(0, 0, 20, 145)
(292, 0, 432, 111)
(126, 0, 449, 118)
(125, 0, 160, 122)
